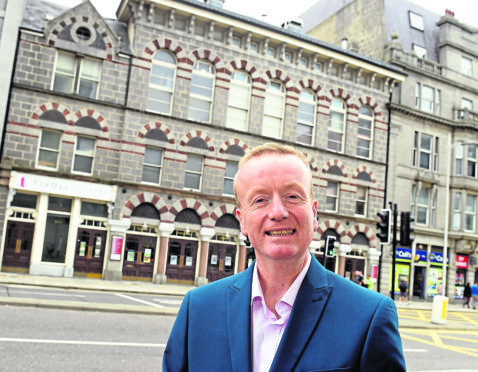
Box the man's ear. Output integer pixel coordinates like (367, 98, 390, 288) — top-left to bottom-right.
(236, 209, 248, 236)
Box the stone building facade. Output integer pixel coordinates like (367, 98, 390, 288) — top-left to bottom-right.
(304, 0, 478, 300)
(0, 0, 404, 289)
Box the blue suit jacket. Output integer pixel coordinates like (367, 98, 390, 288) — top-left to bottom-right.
(163, 255, 406, 371)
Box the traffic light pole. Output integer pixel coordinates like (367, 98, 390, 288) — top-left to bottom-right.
(390, 202, 398, 301)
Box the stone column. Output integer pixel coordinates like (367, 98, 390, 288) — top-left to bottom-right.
(337, 244, 352, 277)
(196, 227, 215, 286)
(154, 222, 175, 284)
(103, 219, 131, 281)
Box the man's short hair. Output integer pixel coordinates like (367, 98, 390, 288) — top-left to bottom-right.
(233, 143, 313, 206)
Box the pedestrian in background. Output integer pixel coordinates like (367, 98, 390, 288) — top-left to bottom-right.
(399, 278, 408, 304)
(471, 282, 478, 310)
(365, 273, 374, 290)
(463, 283, 471, 309)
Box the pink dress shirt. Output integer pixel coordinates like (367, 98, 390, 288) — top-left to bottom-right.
(251, 254, 311, 372)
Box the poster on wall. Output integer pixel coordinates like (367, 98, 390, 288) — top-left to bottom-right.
(427, 266, 443, 296)
(110, 236, 123, 261)
(79, 241, 86, 257)
(389, 264, 410, 293)
(144, 249, 152, 263)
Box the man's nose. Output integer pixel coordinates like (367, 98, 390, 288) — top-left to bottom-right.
(268, 196, 288, 220)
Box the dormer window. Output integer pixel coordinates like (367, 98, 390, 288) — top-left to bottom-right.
(409, 11, 424, 31)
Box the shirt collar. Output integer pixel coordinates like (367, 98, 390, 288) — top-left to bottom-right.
(251, 253, 311, 308)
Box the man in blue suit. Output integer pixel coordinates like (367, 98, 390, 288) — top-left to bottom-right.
(163, 143, 406, 371)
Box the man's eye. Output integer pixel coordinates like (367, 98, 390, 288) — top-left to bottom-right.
(254, 198, 265, 204)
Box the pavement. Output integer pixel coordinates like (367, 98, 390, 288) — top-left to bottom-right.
(0, 272, 477, 330)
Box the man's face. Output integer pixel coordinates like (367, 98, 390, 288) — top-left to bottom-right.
(235, 153, 318, 264)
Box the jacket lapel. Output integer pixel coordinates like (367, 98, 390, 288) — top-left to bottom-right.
(227, 265, 253, 372)
(270, 256, 332, 372)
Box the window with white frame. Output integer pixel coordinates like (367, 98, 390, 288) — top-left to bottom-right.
(453, 192, 462, 230)
(355, 186, 367, 216)
(73, 136, 95, 174)
(412, 44, 427, 59)
(411, 185, 431, 225)
(431, 190, 437, 227)
(461, 56, 472, 76)
(38, 129, 61, 169)
(223, 161, 238, 196)
(357, 106, 373, 158)
(184, 154, 204, 191)
(328, 98, 346, 152)
(146, 50, 176, 114)
(455, 143, 464, 175)
(465, 194, 476, 232)
(53, 52, 101, 99)
(415, 83, 440, 115)
(409, 11, 424, 31)
(461, 98, 473, 118)
(325, 181, 339, 212)
(262, 80, 285, 139)
(250, 41, 258, 52)
(188, 60, 215, 123)
(413, 131, 439, 171)
(296, 90, 316, 145)
(142, 147, 163, 184)
(226, 70, 251, 131)
(467, 145, 477, 177)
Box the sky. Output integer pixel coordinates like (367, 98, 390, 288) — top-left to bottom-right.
(48, 0, 478, 28)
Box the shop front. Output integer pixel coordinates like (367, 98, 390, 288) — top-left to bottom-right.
(427, 249, 448, 297)
(0, 172, 116, 277)
(122, 230, 157, 281)
(390, 247, 411, 295)
(412, 248, 427, 299)
(455, 254, 469, 299)
(166, 229, 199, 284)
(207, 234, 237, 283)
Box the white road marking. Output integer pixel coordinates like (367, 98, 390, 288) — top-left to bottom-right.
(153, 298, 182, 305)
(0, 337, 165, 348)
(114, 293, 164, 307)
(403, 348, 428, 352)
(7, 290, 86, 298)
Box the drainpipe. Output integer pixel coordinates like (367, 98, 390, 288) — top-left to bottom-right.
(124, 53, 133, 107)
(377, 84, 394, 293)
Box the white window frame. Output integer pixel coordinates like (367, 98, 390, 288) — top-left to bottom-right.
(188, 60, 215, 123)
(409, 11, 424, 31)
(325, 181, 339, 212)
(415, 83, 440, 115)
(461, 56, 472, 76)
(416, 186, 430, 225)
(355, 186, 367, 217)
(184, 154, 204, 191)
(296, 90, 316, 145)
(452, 192, 462, 230)
(467, 145, 477, 178)
(146, 50, 177, 115)
(142, 146, 163, 184)
(223, 161, 238, 196)
(327, 98, 346, 152)
(413, 131, 439, 171)
(262, 80, 285, 139)
(357, 106, 374, 159)
(412, 44, 427, 59)
(73, 135, 96, 175)
(465, 194, 476, 232)
(37, 129, 61, 169)
(226, 70, 251, 131)
(52, 51, 101, 99)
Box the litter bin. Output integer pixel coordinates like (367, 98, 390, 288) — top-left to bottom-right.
(431, 295, 448, 324)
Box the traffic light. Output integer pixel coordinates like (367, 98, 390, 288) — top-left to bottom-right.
(326, 236, 336, 256)
(400, 211, 414, 246)
(376, 209, 391, 244)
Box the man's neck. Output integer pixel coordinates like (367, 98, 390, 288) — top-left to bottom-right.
(256, 253, 308, 316)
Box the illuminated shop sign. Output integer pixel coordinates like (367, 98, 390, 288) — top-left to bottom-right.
(456, 255, 469, 269)
(429, 251, 449, 265)
(396, 247, 412, 261)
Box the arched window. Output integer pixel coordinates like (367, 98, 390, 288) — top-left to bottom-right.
(296, 90, 317, 145)
(147, 50, 177, 114)
(188, 60, 215, 123)
(262, 80, 285, 139)
(357, 106, 374, 158)
(226, 70, 251, 131)
(328, 98, 346, 152)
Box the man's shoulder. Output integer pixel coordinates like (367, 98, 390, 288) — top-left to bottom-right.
(188, 268, 251, 300)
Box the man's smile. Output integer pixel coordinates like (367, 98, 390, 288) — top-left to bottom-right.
(265, 229, 296, 236)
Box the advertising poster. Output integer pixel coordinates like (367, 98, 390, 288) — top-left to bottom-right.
(225, 256, 232, 266)
(185, 256, 193, 266)
(427, 267, 443, 296)
(79, 241, 86, 256)
(170, 255, 177, 265)
(389, 264, 410, 293)
(211, 254, 218, 265)
(110, 236, 123, 261)
(144, 248, 152, 263)
(127, 250, 135, 262)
